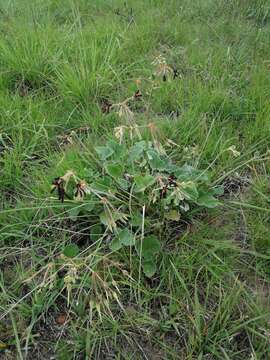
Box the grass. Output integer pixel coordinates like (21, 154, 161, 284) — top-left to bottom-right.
(0, 0, 270, 358)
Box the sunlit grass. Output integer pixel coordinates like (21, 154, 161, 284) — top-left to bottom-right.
(0, 0, 270, 359)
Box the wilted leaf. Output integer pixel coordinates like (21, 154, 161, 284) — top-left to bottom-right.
(0, 341, 7, 350)
(165, 209, 180, 221)
(56, 313, 67, 325)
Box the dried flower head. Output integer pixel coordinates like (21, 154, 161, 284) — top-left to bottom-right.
(61, 170, 75, 183)
(100, 98, 112, 114)
(132, 125, 142, 140)
(50, 171, 75, 202)
(51, 177, 66, 202)
(152, 54, 173, 81)
(118, 103, 134, 123)
(64, 266, 77, 307)
(166, 138, 179, 148)
(134, 89, 142, 99)
(134, 79, 141, 86)
(74, 180, 90, 201)
(114, 126, 125, 144)
(227, 145, 241, 157)
(57, 134, 73, 147)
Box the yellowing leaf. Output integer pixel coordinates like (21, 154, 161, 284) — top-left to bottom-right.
(0, 341, 7, 350)
(165, 210, 180, 221)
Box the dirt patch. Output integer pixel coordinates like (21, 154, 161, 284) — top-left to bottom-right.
(222, 172, 251, 198)
(24, 307, 70, 360)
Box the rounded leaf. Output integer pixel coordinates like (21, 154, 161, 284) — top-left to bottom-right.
(90, 224, 103, 241)
(165, 209, 180, 221)
(67, 206, 81, 222)
(142, 259, 157, 278)
(119, 228, 135, 246)
(134, 174, 155, 192)
(63, 244, 80, 258)
(110, 236, 123, 251)
(95, 146, 114, 160)
(106, 163, 124, 178)
(141, 235, 161, 258)
(197, 194, 220, 208)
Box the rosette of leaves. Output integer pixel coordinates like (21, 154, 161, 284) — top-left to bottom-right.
(56, 139, 222, 277)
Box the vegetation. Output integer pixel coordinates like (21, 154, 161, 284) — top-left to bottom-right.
(0, 0, 270, 359)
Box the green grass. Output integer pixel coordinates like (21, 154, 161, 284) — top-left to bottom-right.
(0, 0, 270, 359)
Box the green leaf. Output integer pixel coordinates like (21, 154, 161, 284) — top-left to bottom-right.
(63, 244, 80, 258)
(91, 176, 114, 192)
(169, 300, 178, 315)
(116, 178, 129, 190)
(99, 211, 114, 228)
(134, 174, 155, 192)
(67, 206, 81, 221)
(110, 236, 123, 251)
(110, 228, 135, 250)
(95, 146, 114, 160)
(142, 259, 157, 278)
(175, 165, 209, 182)
(106, 163, 124, 178)
(129, 141, 146, 161)
(179, 181, 198, 201)
(130, 211, 142, 227)
(147, 149, 168, 170)
(107, 140, 125, 159)
(99, 210, 128, 230)
(141, 235, 161, 258)
(211, 186, 224, 196)
(197, 194, 220, 208)
(90, 224, 103, 241)
(83, 202, 95, 212)
(119, 228, 135, 246)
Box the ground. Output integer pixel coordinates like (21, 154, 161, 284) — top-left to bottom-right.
(0, 0, 270, 359)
